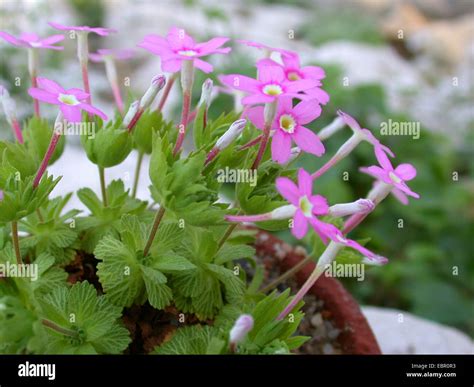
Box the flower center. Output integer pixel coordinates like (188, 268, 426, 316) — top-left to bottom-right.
(178, 49, 197, 57)
(262, 84, 283, 96)
(279, 114, 296, 134)
(287, 71, 301, 81)
(299, 196, 313, 217)
(389, 171, 402, 184)
(58, 93, 80, 106)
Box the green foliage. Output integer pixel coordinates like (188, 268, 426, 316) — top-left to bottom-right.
(76, 180, 147, 253)
(132, 110, 175, 154)
(0, 173, 60, 223)
(20, 194, 80, 264)
(81, 117, 133, 168)
(23, 117, 65, 165)
(30, 281, 130, 354)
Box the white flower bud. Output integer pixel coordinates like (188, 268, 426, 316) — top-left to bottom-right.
(318, 116, 345, 141)
(270, 204, 297, 220)
(199, 78, 213, 108)
(215, 119, 247, 150)
(229, 314, 254, 345)
(0, 86, 16, 124)
(329, 199, 374, 217)
(123, 100, 139, 127)
(140, 75, 166, 110)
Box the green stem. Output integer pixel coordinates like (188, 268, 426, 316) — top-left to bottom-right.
(98, 166, 108, 207)
(36, 208, 44, 223)
(132, 151, 144, 199)
(11, 221, 22, 265)
(260, 254, 313, 293)
(217, 223, 238, 251)
(41, 319, 79, 338)
(143, 206, 166, 257)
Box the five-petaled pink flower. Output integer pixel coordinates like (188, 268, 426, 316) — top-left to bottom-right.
(219, 65, 319, 105)
(0, 31, 64, 50)
(338, 110, 395, 157)
(276, 169, 339, 241)
(49, 22, 117, 36)
(89, 48, 134, 62)
(246, 96, 325, 163)
(28, 78, 107, 122)
(138, 27, 231, 73)
(258, 52, 329, 104)
(360, 147, 420, 199)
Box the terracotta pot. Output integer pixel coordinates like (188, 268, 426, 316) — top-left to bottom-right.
(254, 230, 382, 355)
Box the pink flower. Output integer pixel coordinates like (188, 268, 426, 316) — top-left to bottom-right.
(49, 22, 117, 36)
(360, 147, 420, 199)
(246, 97, 325, 163)
(28, 78, 107, 123)
(258, 52, 329, 104)
(338, 110, 394, 157)
(89, 48, 134, 62)
(236, 39, 294, 57)
(0, 31, 64, 50)
(276, 169, 339, 241)
(138, 27, 231, 73)
(219, 65, 319, 105)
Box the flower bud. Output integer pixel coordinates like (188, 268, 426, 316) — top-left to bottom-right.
(270, 204, 297, 220)
(123, 100, 139, 127)
(329, 199, 374, 217)
(318, 116, 345, 141)
(140, 75, 166, 110)
(229, 314, 254, 345)
(199, 78, 213, 108)
(215, 119, 246, 150)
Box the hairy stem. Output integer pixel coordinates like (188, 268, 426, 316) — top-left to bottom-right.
(11, 221, 22, 265)
(217, 223, 238, 251)
(131, 151, 144, 199)
(99, 166, 108, 207)
(251, 101, 277, 170)
(33, 129, 61, 188)
(41, 319, 79, 338)
(143, 206, 166, 257)
(260, 254, 313, 294)
(173, 91, 192, 155)
(156, 73, 176, 112)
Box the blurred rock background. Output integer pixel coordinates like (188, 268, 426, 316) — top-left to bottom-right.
(1, 0, 473, 353)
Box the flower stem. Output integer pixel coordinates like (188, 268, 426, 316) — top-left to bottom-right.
(156, 73, 176, 112)
(11, 221, 22, 265)
(33, 115, 63, 188)
(41, 319, 79, 338)
(238, 135, 263, 151)
(251, 101, 277, 170)
(173, 90, 192, 155)
(28, 48, 40, 117)
(131, 151, 144, 198)
(277, 242, 343, 320)
(260, 254, 313, 294)
(143, 206, 166, 257)
(11, 118, 24, 144)
(98, 166, 108, 207)
(217, 223, 238, 251)
(81, 63, 92, 105)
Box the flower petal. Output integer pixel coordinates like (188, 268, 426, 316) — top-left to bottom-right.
(242, 93, 274, 105)
(285, 79, 318, 92)
(195, 37, 230, 55)
(167, 27, 195, 50)
(276, 176, 300, 205)
(161, 58, 182, 73)
(309, 218, 340, 244)
(219, 74, 260, 93)
(305, 87, 329, 105)
(301, 65, 325, 80)
(360, 166, 390, 183)
(310, 195, 329, 215)
(0, 31, 24, 46)
(60, 104, 82, 123)
(271, 130, 292, 164)
(193, 58, 213, 73)
(395, 163, 417, 181)
(291, 210, 308, 239)
(391, 188, 409, 205)
(292, 126, 325, 157)
(337, 110, 361, 131)
(374, 145, 393, 171)
(37, 78, 64, 94)
(297, 168, 313, 196)
(258, 65, 285, 83)
(28, 88, 59, 104)
(292, 100, 321, 124)
(245, 106, 265, 129)
(39, 34, 64, 45)
(79, 103, 107, 120)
